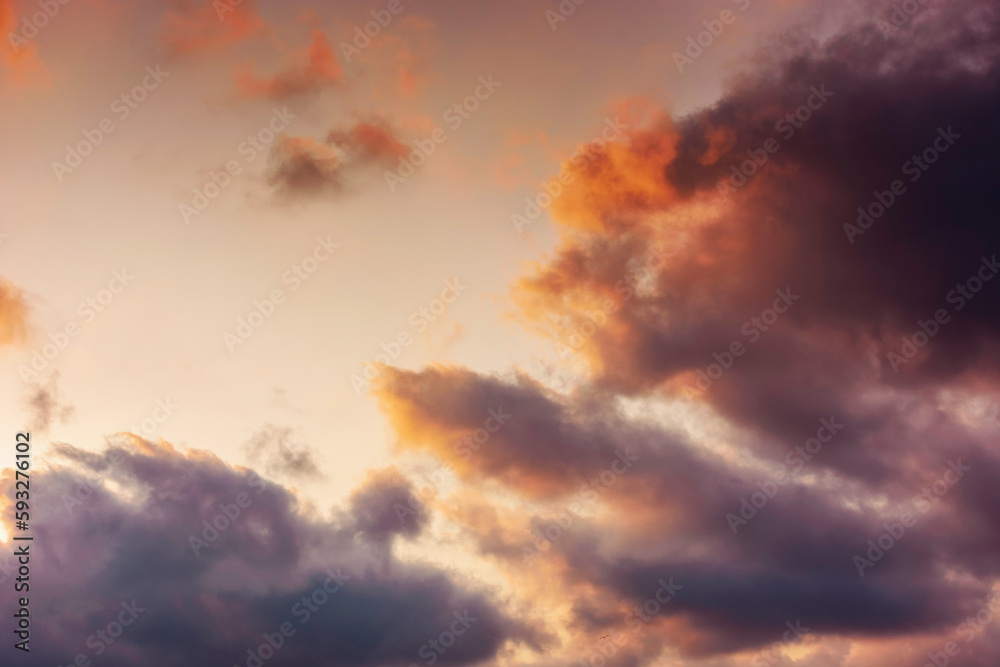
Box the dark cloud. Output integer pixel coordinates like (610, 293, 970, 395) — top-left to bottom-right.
(348, 467, 429, 543)
(374, 1, 1000, 661)
(0, 435, 537, 666)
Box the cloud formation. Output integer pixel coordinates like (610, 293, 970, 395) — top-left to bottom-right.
(267, 117, 408, 199)
(0, 435, 537, 666)
(373, 1, 1000, 663)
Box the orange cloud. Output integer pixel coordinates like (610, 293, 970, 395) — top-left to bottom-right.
(0, 0, 49, 86)
(159, 0, 266, 56)
(234, 29, 341, 99)
(0, 277, 29, 346)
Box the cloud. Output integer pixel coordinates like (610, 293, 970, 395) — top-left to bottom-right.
(0, 276, 28, 346)
(159, 0, 266, 55)
(372, 1, 1000, 662)
(347, 467, 428, 543)
(234, 29, 341, 100)
(266, 117, 408, 199)
(23, 372, 74, 432)
(243, 423, 323, 480)
(0, 0, 47, 86)
(0, 435, 538, 666)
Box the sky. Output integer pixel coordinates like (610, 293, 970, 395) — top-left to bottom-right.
(1, 0, 1000, 665)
